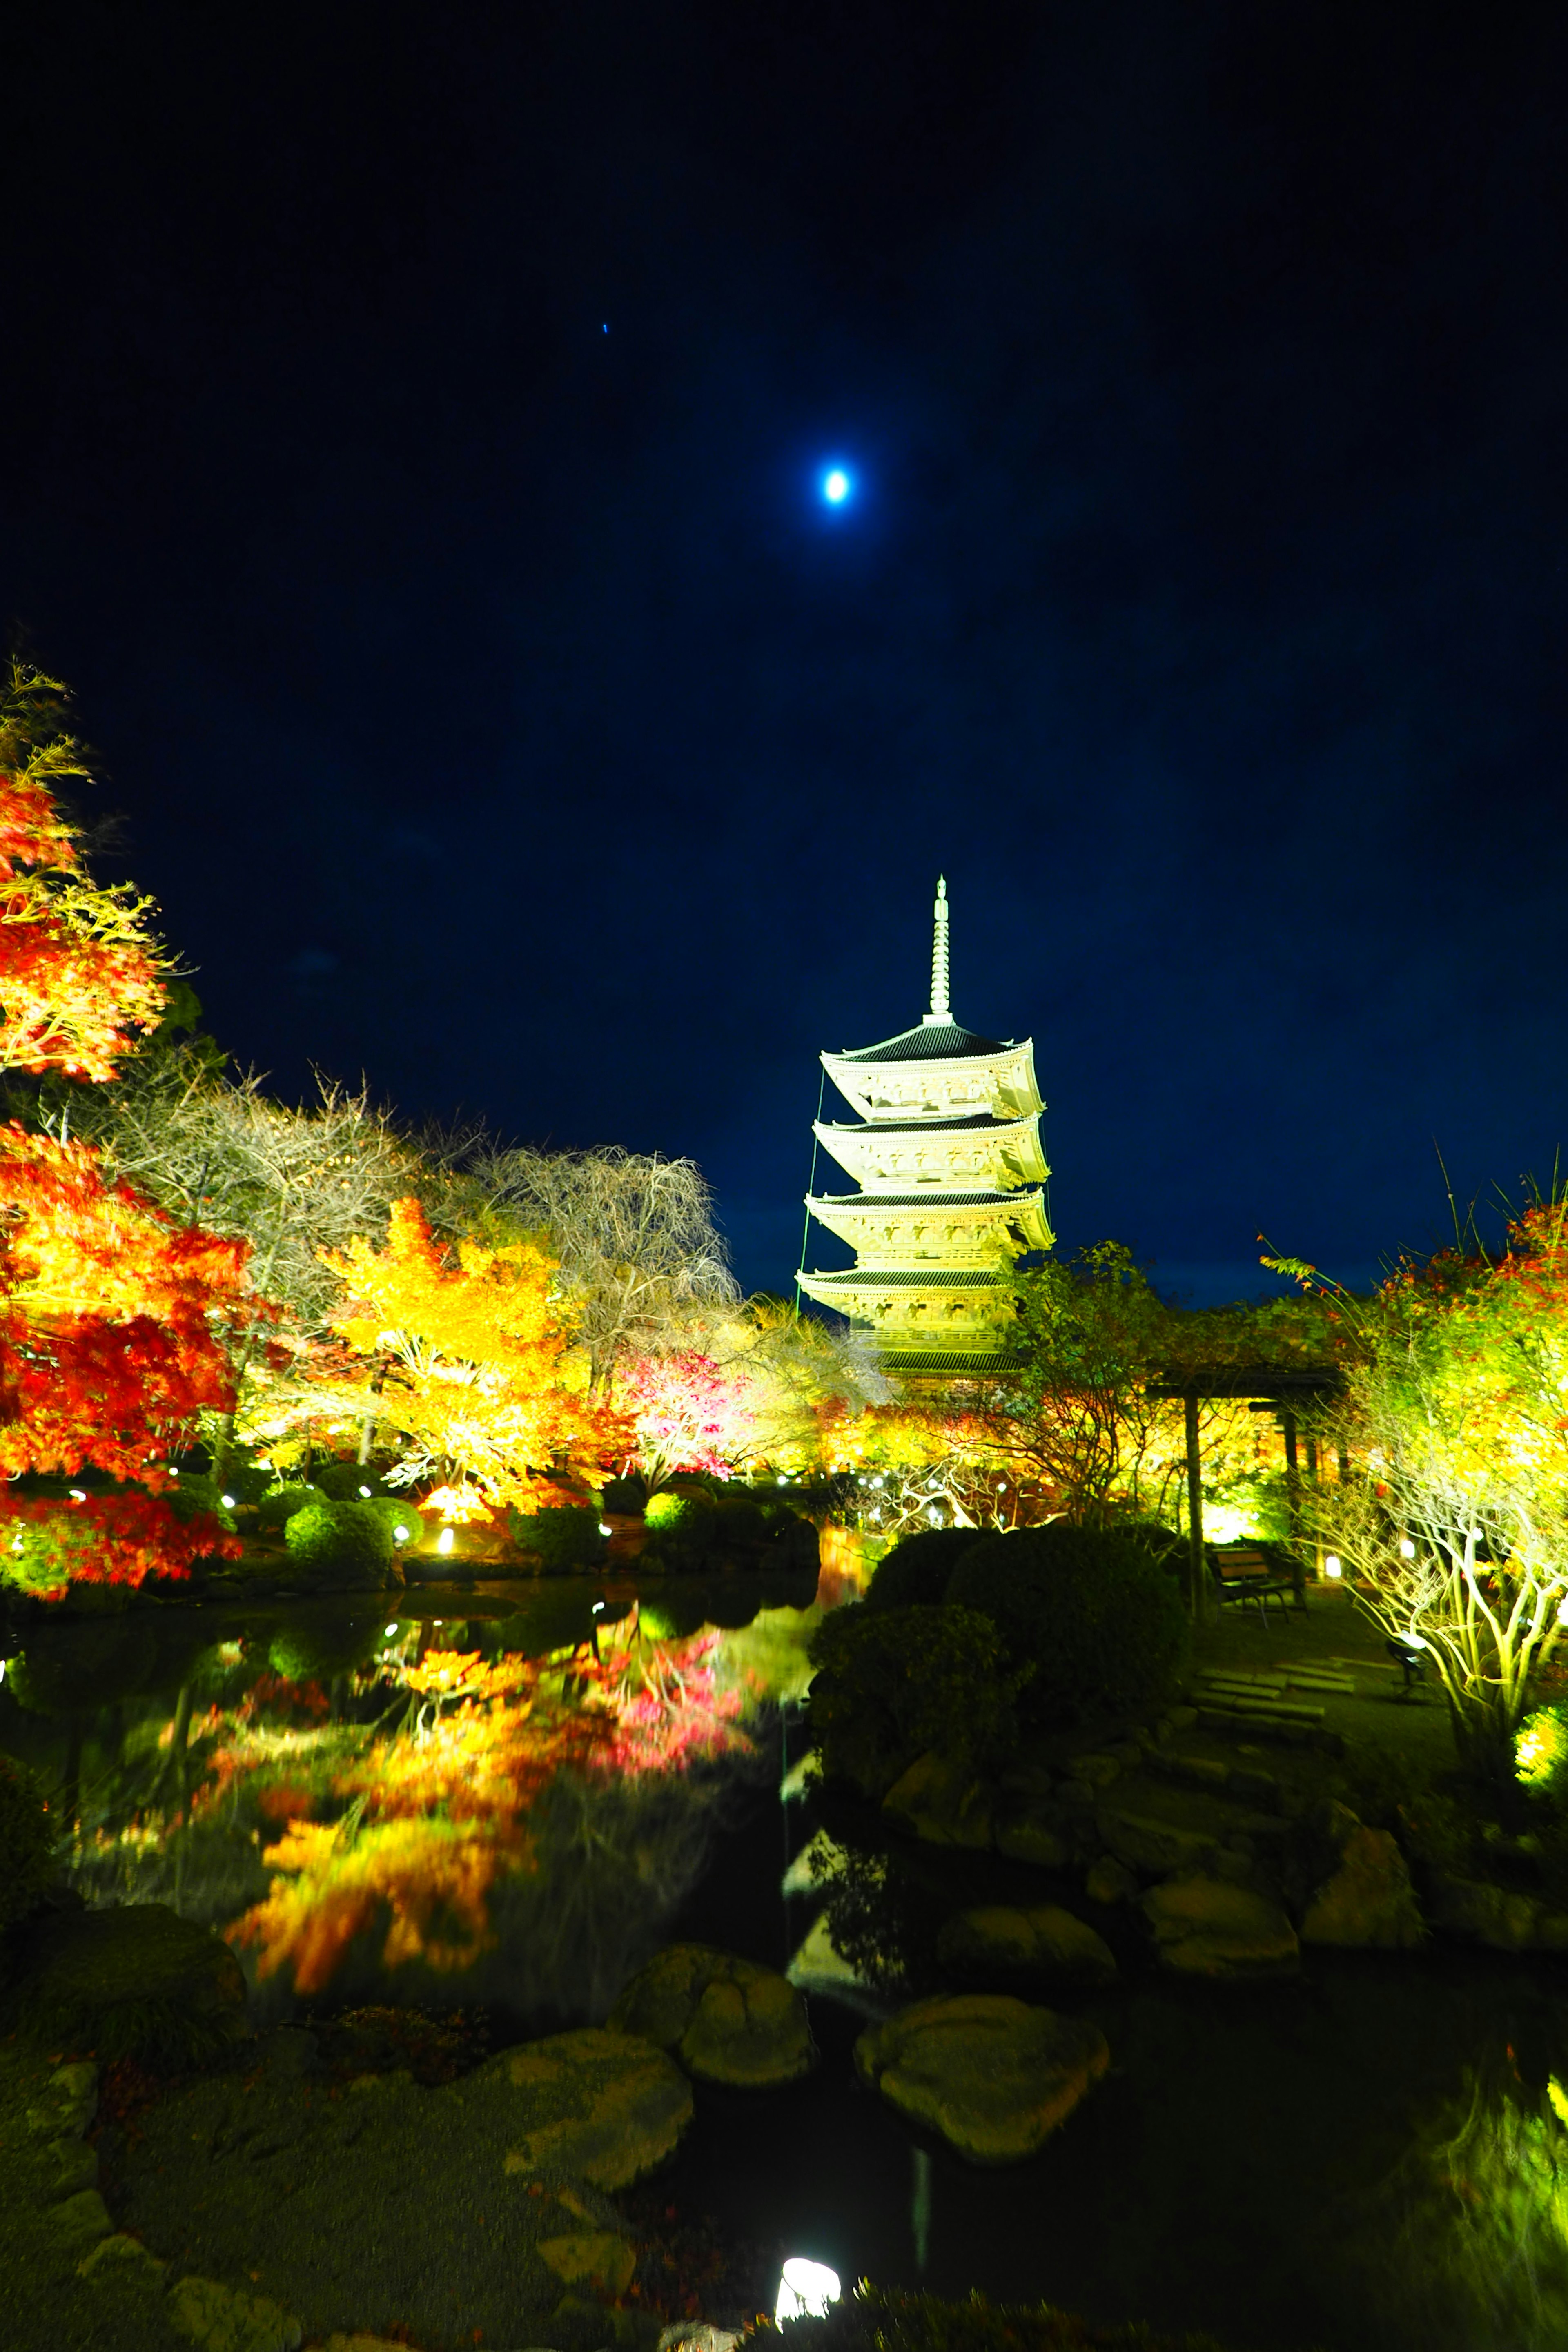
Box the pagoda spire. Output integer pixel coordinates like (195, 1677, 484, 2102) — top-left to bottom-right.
(924, 875, 950, 1025)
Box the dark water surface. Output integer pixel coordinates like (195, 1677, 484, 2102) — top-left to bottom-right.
(4, 1575, 1568, 2352)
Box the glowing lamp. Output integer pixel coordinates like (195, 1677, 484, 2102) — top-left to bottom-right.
(221, 1494, 236, 1509)
(1324, 1555, 1342, 1578)
(393, 1527, 408, 1544)
(821, 468, 851, 505)
(359, 1485, 372, 1499)
(1557, 1598, 1568, 1627)
(384, 1624, 399, 1637)
(69, 1488, 86, 1502)
(437, 1528, 454, 1555)
(1399, 1537, 1416, 1559)
(598, 1521, 612, 1536)
(776, 2258, 841, 2326)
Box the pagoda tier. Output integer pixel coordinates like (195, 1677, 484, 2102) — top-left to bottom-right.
(805, 1185, 1053, 1266)
(797, 877, 1054, 1374)
(820, 1027, 1042, 1125)
(812, 1111, 1048, 1195)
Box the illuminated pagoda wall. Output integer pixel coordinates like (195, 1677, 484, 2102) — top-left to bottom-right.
(797, 878, 1053, 1375)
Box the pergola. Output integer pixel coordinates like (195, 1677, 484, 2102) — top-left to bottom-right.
(1145, 1364, 1344, 1615)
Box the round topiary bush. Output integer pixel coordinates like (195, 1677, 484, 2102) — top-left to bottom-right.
(267, 1607, 386, 1681)
(807, 1603, 1021, 1800)
(865, 1526, 986, 1611)
(507, 1503, 608, 1575)
(370, 1495, 425, 1548)
(284, 1499, 398, 1587)
(945, 1523, 1189, 1729)
(257, 1483, 327, 1532)
(0, 1753, 55, 1931)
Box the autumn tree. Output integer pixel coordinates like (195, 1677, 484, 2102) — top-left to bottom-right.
(59, 1052, 413, 1471)
(0, 662, 248, 1588)
(301, 1197, 624, 1515)
(446, 1143, 739, 1394)
(1276, 1205, 1568, 1785)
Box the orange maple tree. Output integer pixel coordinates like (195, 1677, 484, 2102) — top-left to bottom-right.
(0, 664, 252, 1590)
(0, 661, 168, 1080)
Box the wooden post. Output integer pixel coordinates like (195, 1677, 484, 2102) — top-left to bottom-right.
(1283, 1407, 1301, 1543)
(1185, 1389, 1204, 1618)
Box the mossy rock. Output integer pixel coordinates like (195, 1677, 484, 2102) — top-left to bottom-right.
(11, 1902, 247, 2064)
(370, 1495, 425, 1548)
(607, 1942, 815, 2087)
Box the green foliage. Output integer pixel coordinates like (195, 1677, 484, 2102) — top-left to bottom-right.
(945, 1522, 1188, 1728)
(768, 2279, 1241, 2352)
(599, 1475, 647, 1514)
(314, 1459, 385, 1502)
(639, 1489, 817, 1574)
(506, 1502, 607, 1574)
(163, 1472, 238, 1535)
(0, 1754, 55, 1931)
(256, 1483, 327, 1531)
(1331, 1744, 1475, 1877)
(283, 1499, 396, 1580)
(644, 1489, 705, 1532)
(865, 1526, 984, 1611)
(807, 1604, 1022, 1799)
(370, 1495, 425, 1547)
(1517, 1705, 1568, 1800)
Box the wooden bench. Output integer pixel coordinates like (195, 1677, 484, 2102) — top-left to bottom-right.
(1209, 1543, 1307, 1621)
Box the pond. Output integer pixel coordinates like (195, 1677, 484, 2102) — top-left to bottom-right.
(4, 1567, 1568, 2352)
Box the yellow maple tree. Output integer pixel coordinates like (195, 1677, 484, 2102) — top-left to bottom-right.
(316, 1196, 625, 1510)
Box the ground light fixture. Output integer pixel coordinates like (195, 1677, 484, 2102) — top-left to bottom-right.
(437, 1528, 454, 1555)
(776, 2258, 841, 2326)
(1399, 1537, 1417, 1559)
(1323, 1555, 1343, 1577)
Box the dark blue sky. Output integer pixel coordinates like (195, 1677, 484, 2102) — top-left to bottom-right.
(7, 3, 1568, 1304)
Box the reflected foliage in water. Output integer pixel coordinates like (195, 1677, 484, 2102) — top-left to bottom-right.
(0, 1574, 819, 2023)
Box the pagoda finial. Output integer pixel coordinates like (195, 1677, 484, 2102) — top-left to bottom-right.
(927, 874, 951, 1022)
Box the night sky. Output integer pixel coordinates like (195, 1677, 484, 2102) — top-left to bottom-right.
(7, 4, 1568, 1306)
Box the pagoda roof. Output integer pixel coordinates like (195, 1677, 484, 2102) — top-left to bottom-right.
(831, 1019, 1011, 1065)
(810, 1186, 1047, 1210)
(800, 1266, 1012, 1290)
(880, 1348, 1022, 1373)
(818, 1111, 1028, 1136)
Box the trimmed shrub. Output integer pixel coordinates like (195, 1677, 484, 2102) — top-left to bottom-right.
(284, 1500, 397, 1586)
(640, 1492, 818, 1574)
(600, 1476, 647, 1515)
(644, 1489, 709, 1534)
(163, 1473, 238, 1536)
(865, 1526, 985, 1611)
(807, 1604, 1022, 1800)
(257, 1483, 327, 1532)
(370, 1496, 425, 1548)
(508, 1503, 608, 1575)
(945, 1523, 1187, 1729)
(314, 1459, 385, 1502)
(0, 1754, 55, 1931)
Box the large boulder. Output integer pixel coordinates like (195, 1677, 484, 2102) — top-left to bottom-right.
(490, 2027, 693, 2189)
(1425, 1871, 1546, 1953)
(994, 1816, 1071, 1871)
(882, 1751, 993, 1849)
(13, 1903, 247, 2063)
(1097, 1804, 1222, 1879)
(936, 1904, 1116, 1990)
(854, 1994, 1108, 2165)
(1301, 1824, 1425, 1949)
(607, 1943, 815, 2088)
(1141, 1876, 1299, 1978)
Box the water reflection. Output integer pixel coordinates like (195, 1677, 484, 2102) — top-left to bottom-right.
(0, 1571, 820, 2025)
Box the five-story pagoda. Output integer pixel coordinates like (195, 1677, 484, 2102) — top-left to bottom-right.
(797, 879, 1053, 1374)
